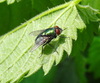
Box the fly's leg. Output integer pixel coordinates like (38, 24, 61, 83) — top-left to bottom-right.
(59, 34, 71, 39)
(41, 45, 44, 56)
(39, 44, 45, 57)
(59, 35, 67, 38)
(48, 43, 59, 55)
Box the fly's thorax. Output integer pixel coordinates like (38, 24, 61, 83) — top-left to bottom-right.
(42, 28, 56, 36)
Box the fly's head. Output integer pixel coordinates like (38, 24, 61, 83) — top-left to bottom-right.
(54, 26, 62, 36)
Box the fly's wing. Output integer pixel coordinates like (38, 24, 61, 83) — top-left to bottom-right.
(30, 37, 45, 52)
(30, 43, 42, 52)
(30, 36, 50, 52)
(29, 29, 45, 36)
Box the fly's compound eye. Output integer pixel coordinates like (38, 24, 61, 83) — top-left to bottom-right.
(55, 28, 62, 35)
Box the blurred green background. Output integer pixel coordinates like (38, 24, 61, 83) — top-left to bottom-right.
(0, 0, 100, 83)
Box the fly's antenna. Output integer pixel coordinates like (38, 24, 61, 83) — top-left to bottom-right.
(62, 27, 67, 31)
(62, 26, 69, 31)
(59, 27, 69, 38)
(63, 28, 66, 31)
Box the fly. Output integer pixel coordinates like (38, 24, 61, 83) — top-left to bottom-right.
(29, 26, 62, 55)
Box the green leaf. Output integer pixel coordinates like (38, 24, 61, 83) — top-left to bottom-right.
(81, 0, 100, 10)
(21, 67, 57, 83)
(32, 0, 53, 12)
(0, 3, 10, 35)
(77, 5, 100, 23)
(0, 0, 88, 82)
(0, 0, 5, 3)
(50, 0, 69, 6)
(50, 55, 86, 83)
(74, 52, 87, 83)
(88, 36, 100, 78)
(0, 0, 21, 4)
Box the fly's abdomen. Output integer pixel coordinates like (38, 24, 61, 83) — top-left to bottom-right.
(35, 37, 44, 44)
(35, 36, 52, 46)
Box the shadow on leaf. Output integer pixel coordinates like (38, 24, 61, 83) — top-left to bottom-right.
(42, 35, 66, 55)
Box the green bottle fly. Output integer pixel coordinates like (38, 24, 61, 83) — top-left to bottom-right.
(30, 26, 62, 52)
